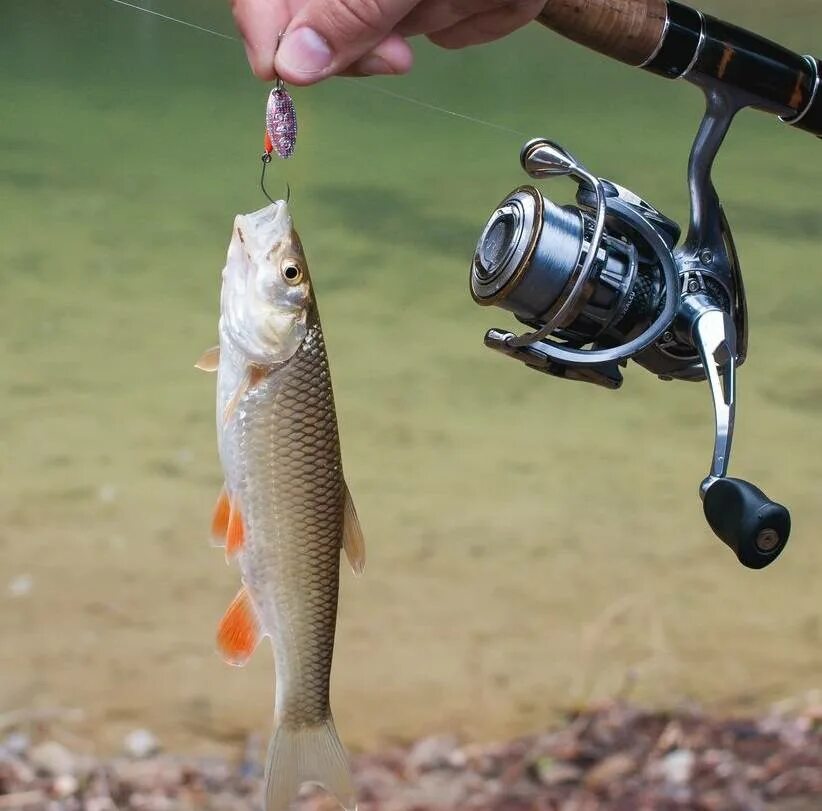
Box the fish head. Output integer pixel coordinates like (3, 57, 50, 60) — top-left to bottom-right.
(220, 201, 313, 365)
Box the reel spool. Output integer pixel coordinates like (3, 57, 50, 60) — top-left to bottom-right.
(469, 84, 792, 570)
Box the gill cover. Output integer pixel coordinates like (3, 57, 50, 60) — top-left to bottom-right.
(220, 201, 310, 366)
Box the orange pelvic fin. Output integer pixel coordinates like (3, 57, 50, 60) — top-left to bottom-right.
(217, 586, 260, 667)
(210, 486, 231, 547)
(195, 345, 220, 372)
(226, 499, 246, 559)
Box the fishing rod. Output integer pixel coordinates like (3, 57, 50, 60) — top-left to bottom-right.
(470, 0, 821, 570)
(539, 0, 821, 134)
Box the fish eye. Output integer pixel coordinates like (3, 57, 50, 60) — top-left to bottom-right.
(281, 262, 303, 285)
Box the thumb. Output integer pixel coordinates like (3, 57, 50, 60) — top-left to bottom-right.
(275, 0, 418, 84)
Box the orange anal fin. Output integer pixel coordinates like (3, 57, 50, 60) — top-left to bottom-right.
(210, 486, 230, 548)
(216, 586, 260, 667)
(226, 501, 245, 559)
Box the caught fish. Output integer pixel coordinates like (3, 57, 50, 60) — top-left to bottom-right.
(196, 201, 365, 811)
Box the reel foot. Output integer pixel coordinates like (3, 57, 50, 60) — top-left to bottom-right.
(703, 478, 791, 569)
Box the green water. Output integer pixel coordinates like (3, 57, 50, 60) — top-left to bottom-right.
(2, 0, 822, 751)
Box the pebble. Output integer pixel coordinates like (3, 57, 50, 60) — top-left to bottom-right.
(206, 792, 250, 811)
(123, 729, 160, 759)
(355, 765, 401, 799)
(126, 792, 175, 811)
(29, 741, 75, 777)
(112, 758, 182, 791)
(85, 799, 118, 811)
(393, 770, 469, 809)
(3, 732, 30, 756)
(3, 702, 822, 810)
(53, 774, 79, 798)
(585, 753, 636, 791)
(534, 756, 584, 786)
(658, 749, 696, 785)
(0, 753, 36, 784)
(406, 735, 459, 774)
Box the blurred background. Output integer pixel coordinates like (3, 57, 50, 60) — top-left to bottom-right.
(2, 0, 821, 758)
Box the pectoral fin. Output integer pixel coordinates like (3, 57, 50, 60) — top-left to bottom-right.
(342, 481, 365, 576)
(216, 586, 260, 667)
(223, 366, 268, 424)
(195, 346, 220, 372)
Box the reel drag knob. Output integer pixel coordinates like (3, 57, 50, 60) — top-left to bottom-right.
(703, 478, 791, 569)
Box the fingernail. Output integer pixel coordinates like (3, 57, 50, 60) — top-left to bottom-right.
(277, 27, 333, 76)
(356, 55, 394, 75)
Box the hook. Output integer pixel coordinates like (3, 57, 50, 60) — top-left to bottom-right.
(260, 153, 275, 204)
(260, 153, 291, 205)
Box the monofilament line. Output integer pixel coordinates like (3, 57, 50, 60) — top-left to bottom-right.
(106, 0, 239, 42)
(102, 0, 526, 138)
(344, 81, 526, 137)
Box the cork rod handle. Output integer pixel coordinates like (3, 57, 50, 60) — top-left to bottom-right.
(538, 0, 668, 67)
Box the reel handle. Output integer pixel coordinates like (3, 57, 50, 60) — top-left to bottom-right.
(703, 479, 791, 569)
(691, 307, 791, 569)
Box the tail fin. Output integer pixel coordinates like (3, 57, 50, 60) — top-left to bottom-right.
(264, 717, 355, 811)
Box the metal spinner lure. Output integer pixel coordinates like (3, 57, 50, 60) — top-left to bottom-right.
(260, 50, 297, 203)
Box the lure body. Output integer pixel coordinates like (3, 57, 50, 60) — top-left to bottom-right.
(266, 87, 298, 159)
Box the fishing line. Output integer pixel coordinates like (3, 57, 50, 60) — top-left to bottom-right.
(102, 0, 527, 138)
(106, 0, 239, 42)
(343, 81, 526, 136)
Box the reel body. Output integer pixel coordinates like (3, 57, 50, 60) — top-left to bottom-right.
(470, 80, 791, 569)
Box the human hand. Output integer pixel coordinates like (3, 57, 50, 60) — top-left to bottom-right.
(231, 0, 545, 85)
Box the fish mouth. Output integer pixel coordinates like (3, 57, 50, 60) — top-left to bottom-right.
(239, 201, 292, 253)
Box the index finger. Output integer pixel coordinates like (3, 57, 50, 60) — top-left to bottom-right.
(231, 0, 292, 80)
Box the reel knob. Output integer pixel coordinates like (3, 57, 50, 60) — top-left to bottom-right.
(703, 478, 791, 569)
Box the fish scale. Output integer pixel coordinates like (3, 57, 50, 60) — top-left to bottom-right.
(230, 317, 343, 727)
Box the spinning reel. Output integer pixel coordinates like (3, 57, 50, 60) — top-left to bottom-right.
(470, 81, 795, 570)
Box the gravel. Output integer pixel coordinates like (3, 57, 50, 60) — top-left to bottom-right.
(3, 702, 822, 810)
